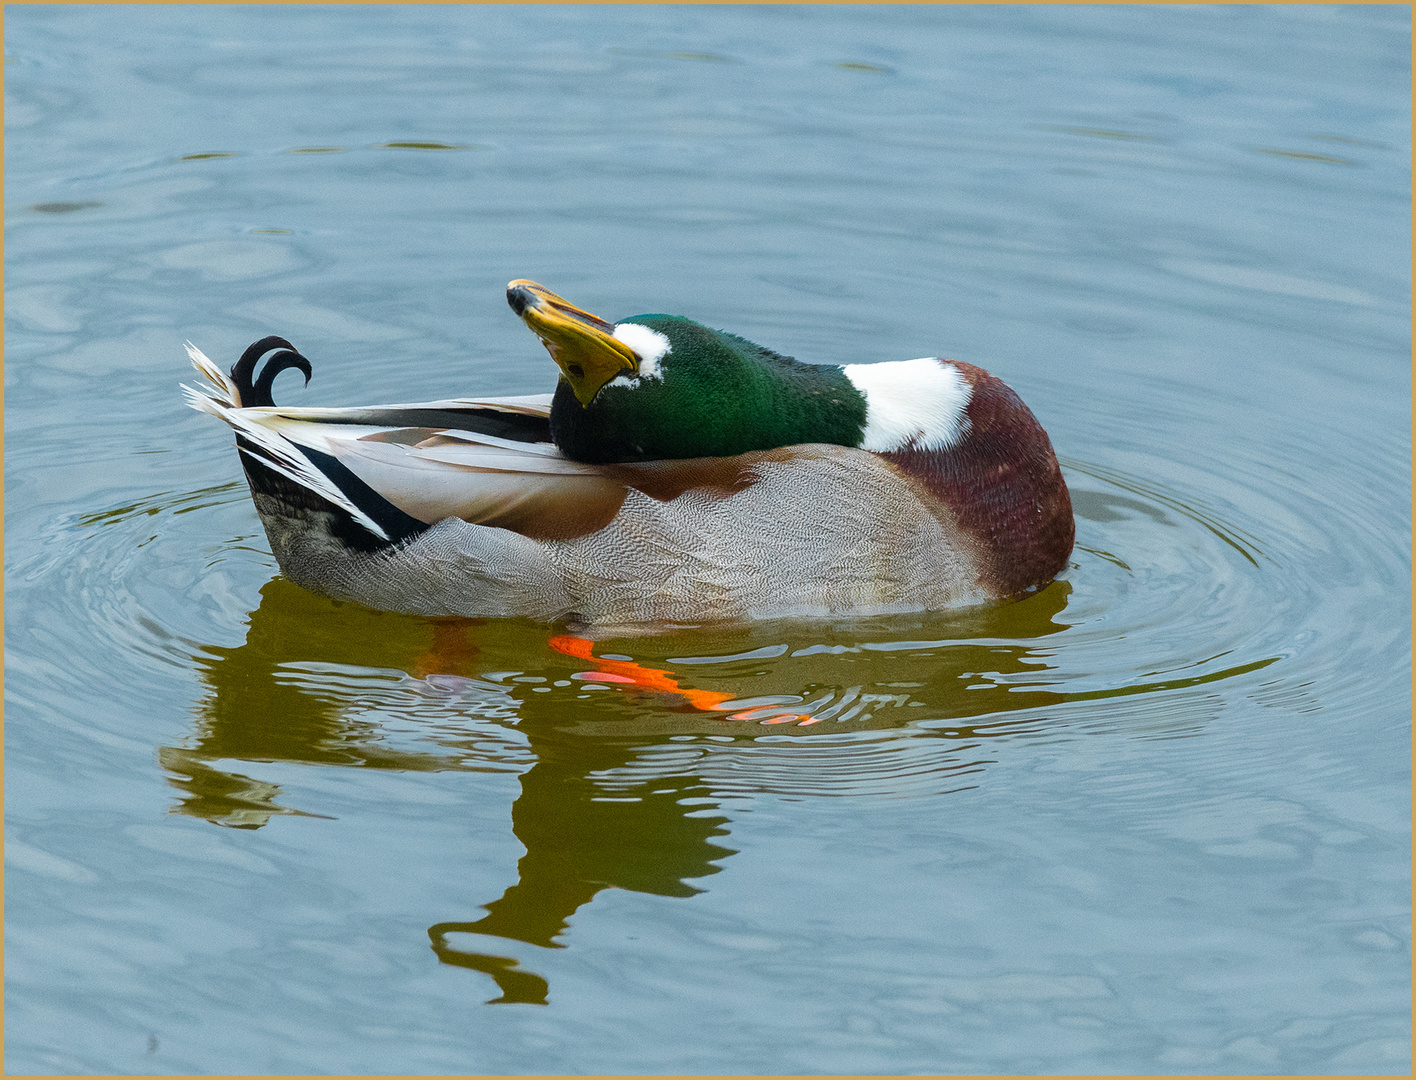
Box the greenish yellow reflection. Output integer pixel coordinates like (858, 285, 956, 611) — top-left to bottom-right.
(1039, 125, 1156, 141)
(375, 141, 488, 151)
(30, 200, 102, 213)
(609, 48, 738, 64)
(1252, 147, 1354, 165)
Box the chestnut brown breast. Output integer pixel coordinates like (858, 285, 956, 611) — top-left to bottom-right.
(879, 360, 1074, 597)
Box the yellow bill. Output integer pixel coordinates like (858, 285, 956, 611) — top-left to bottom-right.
(507, 280, 639, 406)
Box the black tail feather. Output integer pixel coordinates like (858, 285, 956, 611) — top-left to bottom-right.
(231, 336, 312, 407)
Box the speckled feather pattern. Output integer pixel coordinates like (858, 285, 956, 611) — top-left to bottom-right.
(258, 444, 993, 625)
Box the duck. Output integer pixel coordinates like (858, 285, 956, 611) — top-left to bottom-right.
(182, 280, 1073, 626)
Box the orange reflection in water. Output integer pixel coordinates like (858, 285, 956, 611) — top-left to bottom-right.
(548, 634, 736, 711)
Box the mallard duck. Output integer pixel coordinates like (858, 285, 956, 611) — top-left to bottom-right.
(183, 280, 1073, 625)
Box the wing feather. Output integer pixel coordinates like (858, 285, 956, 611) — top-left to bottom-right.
(185, 343, 626, 540)
(185, 344, 792, 545)
(325, 437, 630, 540)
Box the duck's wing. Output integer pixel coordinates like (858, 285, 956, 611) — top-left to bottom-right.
(182, 343, 629, 544)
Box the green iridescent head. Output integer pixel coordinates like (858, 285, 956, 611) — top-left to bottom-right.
(507, 280, 867, 463)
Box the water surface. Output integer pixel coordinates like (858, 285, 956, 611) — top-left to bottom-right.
(5, 5, 1410, 1074)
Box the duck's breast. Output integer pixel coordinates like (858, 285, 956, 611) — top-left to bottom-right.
(876, 360, 1074, 597)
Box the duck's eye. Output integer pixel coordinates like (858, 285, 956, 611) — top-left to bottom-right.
(568, 364, 585, 379)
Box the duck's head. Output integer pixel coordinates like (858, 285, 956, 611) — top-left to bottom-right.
(506, 279, 868, 463)
(506, 279, 756, 405)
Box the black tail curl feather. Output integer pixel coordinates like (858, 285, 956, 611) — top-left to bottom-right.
(231, 335, 313, 407)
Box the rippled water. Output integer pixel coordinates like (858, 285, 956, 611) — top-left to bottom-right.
(6, 5, 1410, 1074)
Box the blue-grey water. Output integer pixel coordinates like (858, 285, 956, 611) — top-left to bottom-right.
(5, 5, 1410, 1074)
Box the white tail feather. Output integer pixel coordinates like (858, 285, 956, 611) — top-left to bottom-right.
(182, 347, 391, 540)
(183, 342, 240, 407)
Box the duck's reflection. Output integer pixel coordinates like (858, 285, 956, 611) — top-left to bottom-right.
(428, 756, 730, 1004)
(175, 577, 1077, 1003)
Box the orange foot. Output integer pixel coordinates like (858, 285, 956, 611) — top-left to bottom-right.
(547, 636, 736, 712)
